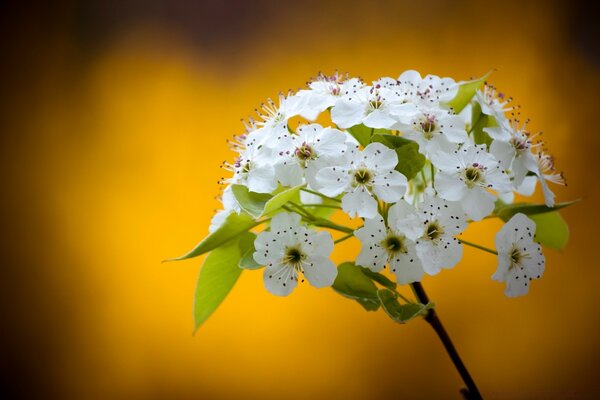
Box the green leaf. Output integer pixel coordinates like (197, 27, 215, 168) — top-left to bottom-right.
(262, 185, 302, 216)
(495, 200, 579, 221)
(377, 289, 433, 324)
(232, 184, 302, 219)
(471, 114, 494, 147)
(444, 71, 492, 114)
(231, 185, 271, 218)
(332, 262, 380, 311)
(529, 212, 570, 250)
(371, 133, 426, 180)
(347, 124, 373, 147)
(166, 212, 258, 262)
(194, 232, 254, 331)
(238, 239, 262, 270)
(359, 267, 396, 290)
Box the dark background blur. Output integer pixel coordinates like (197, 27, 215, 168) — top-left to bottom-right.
(1, 1, 599, 399)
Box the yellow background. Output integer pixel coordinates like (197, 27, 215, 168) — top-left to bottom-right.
(2, 0, 598, 398)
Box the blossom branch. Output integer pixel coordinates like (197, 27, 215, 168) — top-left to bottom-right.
(411, 282, 483, 400)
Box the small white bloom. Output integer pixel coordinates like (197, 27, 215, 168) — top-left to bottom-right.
(295, 72, 364, 120)
(230, 144, 277, 193)
(432, 144, 512, 221)
(397, 70, 459, 106)
(273, 123, 349, 188)
(533, 150, 566, 207)
(249, 93, 304, 149)
(355, 201, 424, 284)
(253, 212, 337, 296)
(492, 213, 545, 297)
(330, 85, 417, 129)
(316, 142, 408, 218)
(399, 107, 468, 157)
(488, 118, 539, 187)
(392, 192, 467, 275)
(474, 83, 513, 123)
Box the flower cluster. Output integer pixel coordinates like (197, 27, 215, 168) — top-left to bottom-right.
(207, 70, 566, 300)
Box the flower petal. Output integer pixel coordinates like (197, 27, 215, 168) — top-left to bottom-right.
(302, 256, 338, 288)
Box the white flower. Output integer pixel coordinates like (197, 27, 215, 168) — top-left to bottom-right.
(432, 144, 512, 221)
(249, 93, 304, 149)
(392, 192, 467, 275)
(488, 118, 539, 187)
(397, 70, 458, 106)
(355, 201, 424, 284)
(330, 85, 417, 129)
(273, 123, 349, 188)
(399, 107, 468, 157)
(533, 150, 566, 207)
(253, 212, 337, 296)
(295, 72, 364, 121)
(492, 213, 545, 297)
(474, 83, 512, 123)
(230, 143, 277, 193)
(316, 142, 408, 218)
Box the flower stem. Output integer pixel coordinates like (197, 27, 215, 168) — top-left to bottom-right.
(301, 204, 342, 209)
(334, 232, 354, 244)
(411, 282, 483, 400)
(311, 219, 354, 234)
(300, 188, 342, 203)
(459, 239, 498, 255)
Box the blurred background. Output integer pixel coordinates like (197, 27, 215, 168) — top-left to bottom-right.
(1, 0, 598, 398)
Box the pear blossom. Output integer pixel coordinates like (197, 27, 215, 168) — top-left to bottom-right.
(474, 83, 513, 123)
(399, 107, 468, 157)
(488, 118, 539, 187)
(330, 85, 417, 129)
(316, 142, 408, 218)
(492, 213, 545, 297)
(228, 142, 277, 193)
(273, 123, 349, 188)
(393, 193, 467, 275)
(355, 201, 424, 284)
(295, 72, 364, 120)
(249, 93, 304, 149)
(432, 144, 512, 221)
(533, 149, 566, 207)
(397, 70, 459, 106)
(253, 212, 337, 296)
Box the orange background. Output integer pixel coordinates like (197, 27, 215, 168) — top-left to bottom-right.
(2, 1, 598, 398)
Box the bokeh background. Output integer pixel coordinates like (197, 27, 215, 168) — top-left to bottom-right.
(1, 0, 598, 398)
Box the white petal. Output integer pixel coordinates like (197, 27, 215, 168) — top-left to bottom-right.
(484, 126, 511, 141)
(388, 200, 422, 241)
(315, 166, 350, 197)
(372, 170, 407, 202)
(342, 187, 378, 218)
(389, 241, 424, 284)
(275, 161, 304, 187)
(430, 150, 460, 172)
(462, 188, 495, 221)
(302, 256, 338, 288)
(263, 263, 298, 296)
(247, 165, 277, 193)
(330, 99, 364, 128)
(435, 172, 468, 201)
(489, 140, 515, 170)
(356, 243, 387, 272)
(312, 230, 334, 257)
(362, 142, 398, 171)
(354, 215, 387, 243)
(270, 212, 302, 233)
(363, 109, 397, 129)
